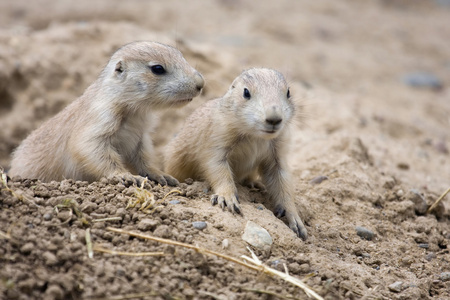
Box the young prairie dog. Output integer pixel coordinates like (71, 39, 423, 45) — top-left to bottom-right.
(9, 41, 204, 185)
(165, 68, 307, 239)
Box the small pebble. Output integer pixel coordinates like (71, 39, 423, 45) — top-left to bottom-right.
(242, 221, 273, 252)
(425, 252, 436, 261)
(169, 199, 180, 205)
(43, 213, 53, 221)
(402, 72, 442, 90)
(192, 221, 207, 230)
(418, 243, 429, 249)
(440, 272, 450, 282)
(388, 281, 403, 293)
(222, 239, 229, 249)
(256, 205, 264, 210)
(309, 175, 328, 185)
(355, 226, 375, 241)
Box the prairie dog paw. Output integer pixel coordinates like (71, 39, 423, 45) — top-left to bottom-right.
(109, 172, 144, 186)
(140, 172, 179, 187)
(210, 193, 241, 214)
(244, 181, 266, 192)
(274, 205, 308, 240)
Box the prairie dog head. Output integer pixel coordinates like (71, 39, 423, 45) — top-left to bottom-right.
(224, 68, 294, 139)
(102, 41, 204, 109)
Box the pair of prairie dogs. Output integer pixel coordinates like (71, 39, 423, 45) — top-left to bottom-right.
(9, 41, 307, 239)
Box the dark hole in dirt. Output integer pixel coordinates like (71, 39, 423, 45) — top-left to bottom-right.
(0, 89, 14, 116)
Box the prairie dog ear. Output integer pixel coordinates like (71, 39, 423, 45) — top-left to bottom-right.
(114, 60, 124, 75)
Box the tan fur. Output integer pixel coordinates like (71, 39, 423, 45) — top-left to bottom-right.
(165, 68, 307, 239)
(10, 41, 204, 186)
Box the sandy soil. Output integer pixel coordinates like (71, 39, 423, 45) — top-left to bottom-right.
(1, 0, 449, 299)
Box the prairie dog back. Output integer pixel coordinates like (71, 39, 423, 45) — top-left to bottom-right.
(10, 41, 204, 185)
(165, 68, 307, 239)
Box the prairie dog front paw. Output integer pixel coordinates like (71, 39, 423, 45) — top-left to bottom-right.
(210, 192, 241, 214)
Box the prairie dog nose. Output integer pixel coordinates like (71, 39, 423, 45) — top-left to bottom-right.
(265, 116, 282, 126)
(265, 106, 282, 126)
(194, 72, 205, 91)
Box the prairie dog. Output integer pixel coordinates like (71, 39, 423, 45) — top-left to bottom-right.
(165, 68, 307, 239)
(9, 41, 204, 185)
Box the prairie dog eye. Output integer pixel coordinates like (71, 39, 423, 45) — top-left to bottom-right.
(287, 88, 291, 99)
(243, 88, 251, 99)
(150, 65, 166, 75)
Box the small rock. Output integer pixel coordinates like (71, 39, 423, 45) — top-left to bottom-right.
(137, 219, 159, 231)
(42, 251, 58, 266)
(407, 189, 428, 215)
(192, 221, 207, 230)
(440, 272, 450, 282)
(397, 162, 409, 170)
(355, 226, 375, 241)
(425, 252, 436, 261)
(418, 243, 429, 249)
(256, 205, 264, 210)
(43, 213, 53, 221)
(309, 175, 328, 185)
(169, 199, 180, 205)
(388, 281, 404, 293)
(222, 239, 229, 249)
(184, 178, 194, 185)
(242, 221, 273, 252)
(402, 72, 443, 90)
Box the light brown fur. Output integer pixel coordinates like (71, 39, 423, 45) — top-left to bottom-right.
(165, 68, 307, 239)
(10, 41, 204, 186)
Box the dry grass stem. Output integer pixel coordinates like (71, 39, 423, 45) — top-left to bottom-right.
(86, 228, 94, 259)
(0, 168, 35, 203)
(161, 189, 182, 201)
(87, 291, 157, 300)
(0, 230, 11, 239)
(242, 247, 324, 300)
(427, 187, 450, 213)
(106, 227, 323, 300)
(54, 198, 89, 225)
(127, 184, 182, 213)
(93, 245, 165, 257)
(242, 288, 300, 300)
(92, 217, 122, 223)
